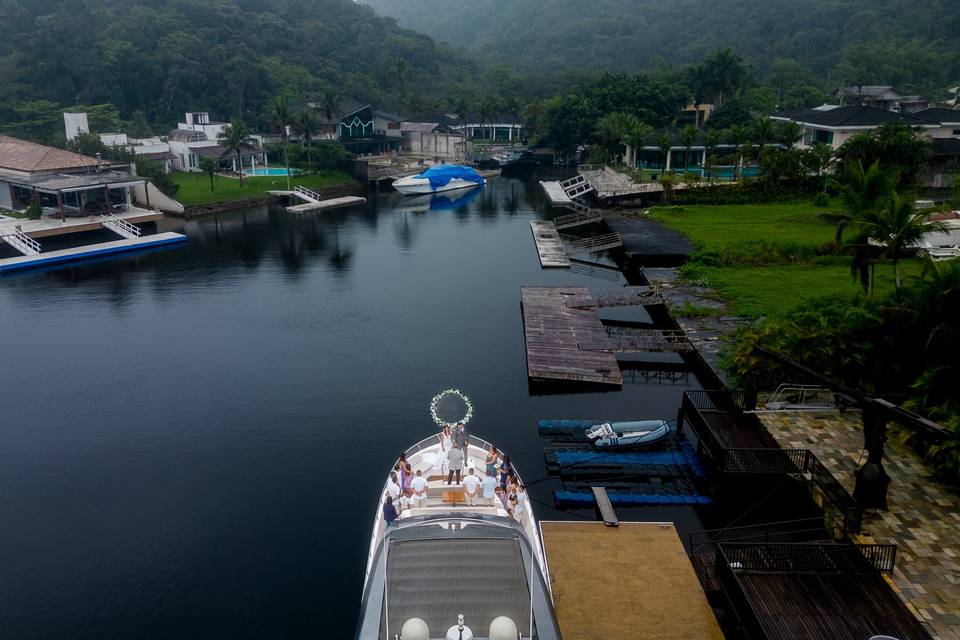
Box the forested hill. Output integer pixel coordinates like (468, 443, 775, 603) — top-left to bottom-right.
(0, 0, 478, 141)
(361, 0, 959, 92)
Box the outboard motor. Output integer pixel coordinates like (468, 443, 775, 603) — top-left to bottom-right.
(399, 617, 429, 640)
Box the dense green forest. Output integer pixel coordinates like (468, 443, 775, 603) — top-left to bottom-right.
(362, 0, 960, 94)
(0, 0, 479, 142)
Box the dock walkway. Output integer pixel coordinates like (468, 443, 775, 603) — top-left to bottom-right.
(540, 521, 724, 640)
(529, 221, 571, 268)
(0, 232, 187, 273)
(521, 286, 620, 386)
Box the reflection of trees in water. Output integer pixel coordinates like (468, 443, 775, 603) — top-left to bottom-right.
(504, 183, 521, 217)
(328, 227, 353, 273)
(393, 212, 419, 251)
(477, 188, 498, 221)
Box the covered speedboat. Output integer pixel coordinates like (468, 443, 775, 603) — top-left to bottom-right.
(392, 165, 485, 195)
(356, 433, 560, 640)
(584, 419, 673, 450)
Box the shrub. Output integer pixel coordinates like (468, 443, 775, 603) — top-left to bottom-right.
(25, 203, 42, 220)
(813, 192, 830, 207)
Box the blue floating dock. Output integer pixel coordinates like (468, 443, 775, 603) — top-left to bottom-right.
(0, 232, 187, 273)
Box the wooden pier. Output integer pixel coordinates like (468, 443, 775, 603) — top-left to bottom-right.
(540, 521, 724, 640)
(287, 195, 366, 213)
(529, 221, 571, 268)
(521, 286, 620, 386)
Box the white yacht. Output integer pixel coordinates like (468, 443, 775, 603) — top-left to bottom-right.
(356, 433, 560, 640)
(392, 165, 485, 195)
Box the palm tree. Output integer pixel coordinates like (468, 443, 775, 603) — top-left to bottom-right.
(624, 123, 655, 169)
(218, 119, 255, 188)
(293, 109, 318, 173)
(751, 117, 776, 165)
(727, 125, 748, 180)
(779, 121, 803, 149)
(685, 64, 711, 128)
(452, 97, 469, 135)
(657, 134, 673, 179)
(826, 160, 897, 247)
(199, 156, 218, 192)
(319, 88, 340, 135)
(704, 47, 747, 109)
(594, 112, 639, 164)
(392, 56, 408, 99)
(679, 124, 699, 176)
(861, 193, 945, 292)
(704, 129, 720, 181)
(502, 96, 523, 142)
(808, 143, 834, 192)
(270, 94, 292, 190)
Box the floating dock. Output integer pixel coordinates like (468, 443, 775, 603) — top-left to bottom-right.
(0, 232, 186, 273)
(520, 286, 621, 386)
(540, 521, 724, 640)
(539, 180, 573, 205)
(529, 221, 571, 268)
(287, 195, 367, 213)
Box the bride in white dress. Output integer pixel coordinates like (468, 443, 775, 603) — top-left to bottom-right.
(438, 425, 453, 473)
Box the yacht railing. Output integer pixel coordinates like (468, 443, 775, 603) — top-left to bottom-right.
(363, 433, 548, 593)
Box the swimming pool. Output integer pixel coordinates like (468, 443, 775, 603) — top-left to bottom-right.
(242, 167, 303, 177)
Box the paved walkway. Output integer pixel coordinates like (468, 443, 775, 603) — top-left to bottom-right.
(760, 410, 960, 640)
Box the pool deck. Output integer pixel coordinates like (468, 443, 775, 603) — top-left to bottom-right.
(540, 521, 723, 640)
(760, 410, 960, 640)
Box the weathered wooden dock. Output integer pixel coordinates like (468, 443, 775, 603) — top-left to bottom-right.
(521, 286, 621, 386)
(287, 195, 366, 213)
(529, 221, 571, 268)
(0, 232, 187, 273)
(540, 521, 724, 640)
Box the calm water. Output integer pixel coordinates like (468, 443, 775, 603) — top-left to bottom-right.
(0, 174, 709, 638)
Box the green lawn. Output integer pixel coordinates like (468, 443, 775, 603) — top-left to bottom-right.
(649, 202, 926, 317)
(171, 170, 356, 206)
(650, 203, 840, 249)
(692, 260, 925, 317)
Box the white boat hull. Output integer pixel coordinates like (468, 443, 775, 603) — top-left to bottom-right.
(392, 177, 483, 195)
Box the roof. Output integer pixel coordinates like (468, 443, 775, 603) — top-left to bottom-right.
(385, 537, 531, 635)
(138, 151, 176, 162)
(0, 134, 99, 173)
(168, 129, 208, 142)
(911, 107, 960, 125)
(400, 122, 461, 135)
(192, 145, 227, 159)
(373, 109, 404, 122)
(773, 105, 925, 128)
(838, 85, 900, 98)
(0, 168, 143, 193)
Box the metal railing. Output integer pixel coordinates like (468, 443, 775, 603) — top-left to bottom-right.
(293, 185, 321, 202)
(1, 228, 41, 255)
(561, 232, 622, 253)
(762, 383, 836, 411)
(99, 214, 142, 238)
(689, 515, 850, 553)
(553, 208, 602, 229)
(594, 285, 664, 307)
(718, 541, 897, 574)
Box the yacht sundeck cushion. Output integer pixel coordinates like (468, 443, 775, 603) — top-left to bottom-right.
(385, 537, 531, 635)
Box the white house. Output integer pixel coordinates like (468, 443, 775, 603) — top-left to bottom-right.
(400, 123, 471, 162)
(770, 105, 939, 150)
(836, 86, 928, 113)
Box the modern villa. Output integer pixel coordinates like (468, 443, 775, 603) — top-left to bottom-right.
(169, 112, 267, 173)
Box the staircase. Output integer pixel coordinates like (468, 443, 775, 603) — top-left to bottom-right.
(553, 206, 602, 230)
(1, 228, 41, 255)
(293, 185, 322, 203)
(99, 214, 142, 239)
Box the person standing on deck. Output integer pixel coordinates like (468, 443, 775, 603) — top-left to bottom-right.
(481, 471, 497, 506)
(386, 472, 401, 502)
(439, 426, 453, 474)
(411, 470, 428, 505)
(463, 468, 481, 505)
(383, 496, 398, 525)
(446, 443, 464, 485)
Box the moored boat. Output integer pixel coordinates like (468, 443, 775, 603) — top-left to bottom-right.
(392, 165, 485, 195)
(356, 431, 560, 639)
(584, 419, 673, 450)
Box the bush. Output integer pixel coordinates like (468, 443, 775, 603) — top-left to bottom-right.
(25, 203, 42, 219)
(671, 176, 821, 204)
(813, 192, 830, 207)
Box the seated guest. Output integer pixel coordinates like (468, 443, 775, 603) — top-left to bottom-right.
(481, 472, 497, 506)
(398, 493, 411, 512)
(495, 485, 510, 512)
(463, 468, 481, 505)
(383, 496, 398, 525)
(446, 443, 464, 485)
(411, 469, 429, 504)
(509, 496, 520, 522)
(386, 472, 401, 501)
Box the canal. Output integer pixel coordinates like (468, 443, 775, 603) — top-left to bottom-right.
(0, 172, 715, 637)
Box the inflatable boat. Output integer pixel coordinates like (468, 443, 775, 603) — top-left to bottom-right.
(584, 419, 673, 450)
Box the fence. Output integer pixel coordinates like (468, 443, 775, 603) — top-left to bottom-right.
(718, 542, 897, 575)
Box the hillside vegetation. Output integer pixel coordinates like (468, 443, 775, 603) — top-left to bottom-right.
(0, 0, 479, 141)
(362, 0, 959, 94)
